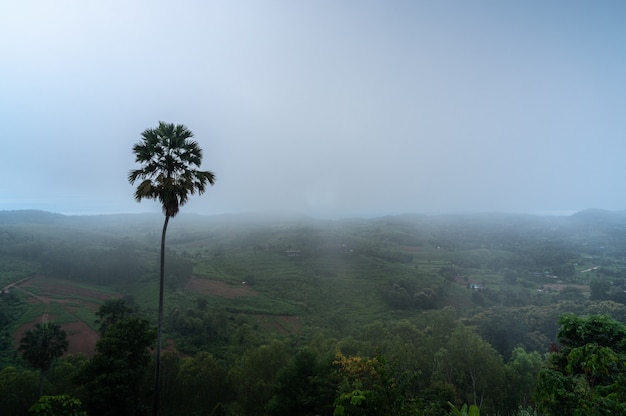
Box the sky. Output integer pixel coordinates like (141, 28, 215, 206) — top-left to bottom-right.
(2, 1, 626, 218)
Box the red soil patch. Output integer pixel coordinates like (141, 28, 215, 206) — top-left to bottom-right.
(13, 316, 99, 358)
(19, 277, 120, 302)
(185, 276, 259, 298)
(543, 283, 589, 294)
(11, 276, 121, 357)
(61, 321, 99, 357)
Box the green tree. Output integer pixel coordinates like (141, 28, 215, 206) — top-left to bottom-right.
(228, 340, 289, 415)
(590, 279, 612, 301)
(333, 352, 420, 416)
(0, 366, 39, 415)
(174, 351, 230, 415)
(504, 347, 543, 410)
(19, 322, 68, 397)
(95, 298, 134, 335)
(433, 325, 506, 414)
(470, 307, 530, 360)
(28, 395, 86, 416)
(267, 348, 337, 416)
(46, 354, 89, 398)
(128, 121, 215, 416)
(534, 314, 626, 415)
(78, 317, 156, 416)
(0, 291, 26, 368)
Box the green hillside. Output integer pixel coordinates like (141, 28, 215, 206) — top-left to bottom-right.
(4, 210, 626, 414)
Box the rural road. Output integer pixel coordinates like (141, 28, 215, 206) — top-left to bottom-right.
(2, 275, 49, 304)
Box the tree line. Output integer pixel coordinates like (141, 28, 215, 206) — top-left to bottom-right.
(6, 299, 626, 415)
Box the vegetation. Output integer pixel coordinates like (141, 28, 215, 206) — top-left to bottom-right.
(449, 403, 480, 416)
(28, 395, 86, 416)
(128, 121, 216, 415)
(3, 209, 626, 414)
(77, 314, 155, 415)
(534, 314, 626, 415)
(18, 323, 68, 397)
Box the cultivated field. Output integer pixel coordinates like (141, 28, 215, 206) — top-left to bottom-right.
(10, 276, 121, 357)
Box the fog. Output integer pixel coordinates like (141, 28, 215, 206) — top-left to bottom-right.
(2, 1, 626, 218)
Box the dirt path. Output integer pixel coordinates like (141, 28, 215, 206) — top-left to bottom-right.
(4, 275, 50, 307)
(10, 285, 49, 304)
(2, 275, 40, 292)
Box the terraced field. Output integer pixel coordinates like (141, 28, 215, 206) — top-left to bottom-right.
(10, 276, 122, 357)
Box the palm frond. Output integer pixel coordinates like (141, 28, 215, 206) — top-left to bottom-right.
(129, 122, 215, 216)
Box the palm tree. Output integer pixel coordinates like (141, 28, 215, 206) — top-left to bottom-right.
(19, 322, 69, 397)
(128, 121, 215, 415)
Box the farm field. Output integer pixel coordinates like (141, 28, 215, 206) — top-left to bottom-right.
(9, 276, 122, 357)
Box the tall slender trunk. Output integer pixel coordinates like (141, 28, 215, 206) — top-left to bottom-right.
(152, 214, 170, 416)
(39, 369, 44, 397)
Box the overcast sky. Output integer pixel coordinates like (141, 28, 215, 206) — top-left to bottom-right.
(2, 1, 626, 218)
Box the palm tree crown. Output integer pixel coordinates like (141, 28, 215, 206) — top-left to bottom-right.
(19, 322, 68, 396)
(19, 322, 68, 373)
(128, 121, 215, 217)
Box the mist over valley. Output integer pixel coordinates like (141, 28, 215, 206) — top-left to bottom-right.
(3, 208, 626, 413)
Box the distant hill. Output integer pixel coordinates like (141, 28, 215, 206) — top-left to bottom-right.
(3, 208, 626, 230)
(570, 209, 626, 231)
(0, 210, 66, 224)
(571, 208, 626, 221)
